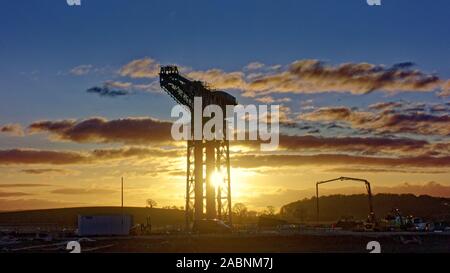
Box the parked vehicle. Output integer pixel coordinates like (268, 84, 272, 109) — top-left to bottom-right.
(433, 221, 449, 232)
(412, 217, 427, 231)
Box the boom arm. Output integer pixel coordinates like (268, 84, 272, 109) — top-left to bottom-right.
(159, 66, 197, 108)
(316, 176, 375, 223)
(159, 65, 237, 110)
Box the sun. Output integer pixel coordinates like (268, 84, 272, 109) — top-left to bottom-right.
(212, 170, 225, 189)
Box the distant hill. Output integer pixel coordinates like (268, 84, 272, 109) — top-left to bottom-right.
(0, 206, 184, 228)
(280, 194, 450, 222)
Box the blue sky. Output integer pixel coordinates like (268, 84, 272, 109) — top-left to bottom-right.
(1, 0, 449, 126)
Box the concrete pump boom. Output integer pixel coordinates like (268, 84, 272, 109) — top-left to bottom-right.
(316, 176, 375, 223)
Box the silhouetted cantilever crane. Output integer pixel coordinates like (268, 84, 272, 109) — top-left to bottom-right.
(316, 177, 375, 224)
(159, 66, 237, 229)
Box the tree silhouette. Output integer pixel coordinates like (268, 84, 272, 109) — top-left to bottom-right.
(146, 199, 157, 208)
(265, 206, 275, 216)
(233, 203, 248, 217)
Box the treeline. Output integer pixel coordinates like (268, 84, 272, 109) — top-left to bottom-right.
(280, 194, 450, 222)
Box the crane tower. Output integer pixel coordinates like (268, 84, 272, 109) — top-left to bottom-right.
(159, 65, 236, 229)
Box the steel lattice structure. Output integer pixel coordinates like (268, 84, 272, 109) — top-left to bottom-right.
(160, 66, 236, 229)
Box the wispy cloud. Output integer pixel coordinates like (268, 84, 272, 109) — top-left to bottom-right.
(0, 198, 81, 211)
(86, 85, 131, 97)
(70, 64, 93, 76)
(0, 191, 31, 197)
(0, 124, 24, 136)
(253, 96, 291, 104)
(50, 188, 116, 195)
(119, 57, 160, 78)
(20, 169, 68, 175)
(85, 80, 161, 98)
(325, 167, 448, 174)
(186, 69, 246, 90)
(0, 183, 49, 188)
(244, 62, 265, 71)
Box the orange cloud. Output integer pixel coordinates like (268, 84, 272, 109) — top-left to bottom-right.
(119, 57, 160, 78)
(238, 133, 445, 157)
(0, 191, 31, 197)
(50, 188, 117, 195)
(0, 184, 49, 188)
(118, 57, 449, 96)
(186, 69, 246, 90)
(0, 199, 81, 211)
(29, 117, 173, 144)
(300, 106, 450, 136)
(439, 80, 450, 97)
(277, 135, 438, 156)
(325, 167, 448, 174)
(0, 149, 86, 165)
(0, 123, 24, 136)
(23, 114, 449, 157)
(20, 169, 69, 175)
(254, 96, 291, 103)
(0, 147, 181, 165)
(244, 60, 444, 96)
(232, 153, 450, 169)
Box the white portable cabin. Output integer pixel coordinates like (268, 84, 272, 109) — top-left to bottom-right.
(77, 215, 133, 236)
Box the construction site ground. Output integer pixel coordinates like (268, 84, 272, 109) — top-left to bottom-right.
(3, 231, 450, 253)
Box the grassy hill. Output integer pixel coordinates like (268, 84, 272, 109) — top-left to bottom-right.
(0, 206, 184, 228)
(280, 194, 450, 222)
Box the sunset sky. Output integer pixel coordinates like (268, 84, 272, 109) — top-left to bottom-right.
(0, 0, 449, 211)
